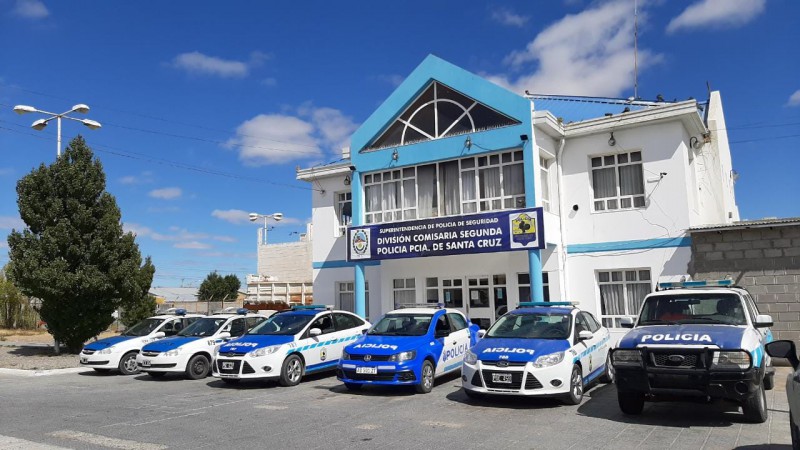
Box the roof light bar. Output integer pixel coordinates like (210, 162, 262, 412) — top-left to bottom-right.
(397, 303, 444, 309)
(517, 301, 578, 308)
(291, 304, 333, 310)
(658, 279, 734, 289)
(236, 308, 250, 315)
(174, 308, 187, 316)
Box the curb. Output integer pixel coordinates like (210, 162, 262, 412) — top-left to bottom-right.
(0, 367, 90, 377)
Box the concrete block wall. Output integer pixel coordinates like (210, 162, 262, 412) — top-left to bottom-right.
(690, 225, 800, 342)
(256, 241, 312, 282)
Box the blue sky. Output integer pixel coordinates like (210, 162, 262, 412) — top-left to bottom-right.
(1, 0, 798, 287)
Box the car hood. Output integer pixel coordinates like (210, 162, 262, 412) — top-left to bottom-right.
(618, 324, 747, 349)
(346, 335, 431, 355)
(219, 335, 295, 352)
(142, 336, 199, 352)
(83, 335, 136, 351)
(472, 337, 570, 363)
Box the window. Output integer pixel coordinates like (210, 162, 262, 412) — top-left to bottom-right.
(335, 192, 352, 237)
(591, 151, 645, 211)
(333, 313, 365, 330)
(228, 318, 247, 337)
(517, 272, 550, 303)
(434, 314, 451, 337)
(447, 313, 469, 331)
(393, 278, 416, 308)
(245, 316, 265, 330)
(598, 269, 651, 328)
(336, 282, 369, 317)
(540, 157, 551, 212)
(308, 314, 335, 335)
(363, 150, 525, 224)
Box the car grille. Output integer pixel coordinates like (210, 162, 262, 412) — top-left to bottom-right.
(216, 359, 241, 375)
(482, 370, 523, 390)
(141, 351, 160, 357)
(650, 352, 698, 368)
(341, 369, 395, 381)
(481, 360, 527, 367)
(348, 354, 392, 362)
(218, 351, 248, 357)
(524, 374, 543, 390)
(81, 349, 96, 355)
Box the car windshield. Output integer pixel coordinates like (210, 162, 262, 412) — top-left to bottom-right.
(177, 318, 227, 337)
(485, 313, 572, 339)
(247, 313, 315, 336)
(368, 314, 433, 336)
(122, 318, 163, 337)
(638, 294, 747, 326)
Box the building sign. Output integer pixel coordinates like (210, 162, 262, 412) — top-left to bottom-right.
(348, 208, 544, 261)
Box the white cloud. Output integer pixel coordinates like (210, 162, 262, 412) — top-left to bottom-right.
(491, 7, 530, 27)
(125, 223, 234, 249)
(374, 74, 404, 87)
(13, 0, 49, 19)
(119, 171, 154, 185)
(169, 50, 270, 78)
(261, 77, 277, 87)
(227, 114, 321, 165)
(0, 216, 24, 230)
(787, 90, 800, 107)
(0, 241, 7, 250)
(212, 236, 237, 243)
(174, 241, 212, 250)
(485, 0, 661, 97)
(0, 168, 13, 176)
(211, 209, 251, 224)
(667, 0, 765, 33)
(149, 187, 182, 200)
(301, 105, 359, 155)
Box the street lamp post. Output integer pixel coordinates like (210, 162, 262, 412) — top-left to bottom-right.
(13, 103, 102, 157)
(249, 212, 284, 246)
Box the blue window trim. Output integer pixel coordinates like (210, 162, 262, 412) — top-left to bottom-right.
(566, 237, 691, 254)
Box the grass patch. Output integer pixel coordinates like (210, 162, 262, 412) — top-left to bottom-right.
(0, 329, 47, 337)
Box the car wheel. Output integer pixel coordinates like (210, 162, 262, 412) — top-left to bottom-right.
(147, 371, 166, 378)
(185, 355, 210, 380)
(764, 371, 775, 391)
(563, 364, 584, 405)
(222, 378, 240, 385)
(92, 368, 111, 374)
(599, 355, 614, 383)
(742, 384, 768, 423)
(791, 412, 800, 450)
(415, 360, 435, 394)
(118, 352, 140, 376)
(618, 391, 645, 415)
(344, 382, 362, 391)
(279, 354, 304, 387)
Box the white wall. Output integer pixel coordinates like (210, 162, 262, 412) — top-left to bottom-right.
(257, 241, 311, 282)
(310, 175, 350, 264)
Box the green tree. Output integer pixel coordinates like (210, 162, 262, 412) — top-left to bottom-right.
(0, 266, 29, 329)
(197, 272, 241, 303)
(119, 294, 158, 328)
(7, 136, 155, 353)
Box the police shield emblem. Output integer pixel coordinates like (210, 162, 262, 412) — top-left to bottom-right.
(350, 228, 371, 260)
(510, 212, 537, 247)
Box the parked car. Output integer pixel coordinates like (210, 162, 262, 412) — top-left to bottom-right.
(765, 340, 800, 448)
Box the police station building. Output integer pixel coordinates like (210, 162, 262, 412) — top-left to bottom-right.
(297, 55, 739, 337)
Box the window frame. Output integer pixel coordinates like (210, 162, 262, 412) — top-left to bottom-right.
(589, 150, 646, 213)
(335, 191, 352, 237)
(392, 278, 416, 309)
(597, 268, 652, 328)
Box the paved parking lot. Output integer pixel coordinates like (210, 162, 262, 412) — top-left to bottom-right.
(0, 368, 793, 449)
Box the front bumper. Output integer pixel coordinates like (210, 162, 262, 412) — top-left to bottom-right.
(212, 355, 281, 380)
(135, 352, 187, 373)
(336, 359, 419, 386)
(461, 360, 572, 396)
(612, 348, 765, 401)
(79, 350, 121, 369)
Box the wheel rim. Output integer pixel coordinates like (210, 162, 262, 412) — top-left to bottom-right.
(288, 359, 301, 383)
(606, 357, 613, 382)
(572, 369, 583, 398)
(422, 364, 433, 390)
(192, 358, 207, 376)
(123, 355, 139, 373)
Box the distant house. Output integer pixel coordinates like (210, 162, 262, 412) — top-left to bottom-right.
(149, 287, 199, 304)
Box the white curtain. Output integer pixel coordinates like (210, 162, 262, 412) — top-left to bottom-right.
(403, 179, 416, 208)
(619, 164, 644, 196)
(479, 167, 501, 199)
(600, 284, 624, 316)
(366, 185, 381, 213)
(626, 283, 651, 315)
(383, 180, 400, 211)
(462, 169, 476, 201)
(503, 163, 525, 196)
(592, 167, 616, 199)
(394, 290, 416, 309)
(418, 164, 437, 218)
(439, 161, 460, 215)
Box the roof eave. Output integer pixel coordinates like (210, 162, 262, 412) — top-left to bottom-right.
(296, 162, 352, 182)
(562, 101, 706, 138)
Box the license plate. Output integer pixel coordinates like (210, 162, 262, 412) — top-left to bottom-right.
(356, 367, 378, 375)
(140, 359, 151, 367)
(222, 362, 234, 370)
(492, 373, 512, 383)
(80, 357, 87, 364)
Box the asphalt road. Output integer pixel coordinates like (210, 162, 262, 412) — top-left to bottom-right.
(0, 368, 793, 449)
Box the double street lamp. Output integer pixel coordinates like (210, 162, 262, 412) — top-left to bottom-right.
(13, 103, 102, 157)
(249, 212, 283, 245)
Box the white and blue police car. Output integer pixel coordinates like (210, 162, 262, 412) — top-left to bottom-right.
(461, 302, 612, 404)
(79, 310, 203, 375)
(211, 305, 370, 386)
(610, 279, 775, 423)
(337, 305, 479, 394)
(136, 309, 267, 379)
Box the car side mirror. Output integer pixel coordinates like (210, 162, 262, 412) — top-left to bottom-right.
(754, 314, 773, 328)
(477, 329, 486, 339)
(217, 332, 231, 340)
(578, 330, 593, 341)
(309, 328, 322, 337)
(766, 340, 800, 370)
(152, 332, 165, 339)
(620, 317, 635, 328)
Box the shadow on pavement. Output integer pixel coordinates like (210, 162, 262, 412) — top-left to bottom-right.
(205, 369, 336, 389)
(326, 371, 462, 398)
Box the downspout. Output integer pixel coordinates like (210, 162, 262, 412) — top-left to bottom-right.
(556, 137, 569, 302)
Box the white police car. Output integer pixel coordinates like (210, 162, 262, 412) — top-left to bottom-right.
(211, 305, 370, 386)
(338, 305, 479, 394)
(462, 302, 611, 404)
(611, 279, 775, 423)
(136, 309, 267, 379)
(79, 310, 203, 375)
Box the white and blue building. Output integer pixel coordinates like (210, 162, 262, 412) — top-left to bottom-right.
(297, 55, 738, 339)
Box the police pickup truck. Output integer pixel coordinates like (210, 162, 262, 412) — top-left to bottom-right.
(610, 279, 775, 423)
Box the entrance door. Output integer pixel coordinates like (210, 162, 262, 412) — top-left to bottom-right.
(467, 276, 492, 329)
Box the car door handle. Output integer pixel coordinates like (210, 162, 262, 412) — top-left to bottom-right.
(451, 341, 457, 345)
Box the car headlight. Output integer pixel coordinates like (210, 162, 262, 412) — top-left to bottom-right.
(389, 350, 416, 362)
(98, 346, 116, 355)
(532, 351, 564, 368)
(164, 348, 181, 357)
(612, 349, 642, 366)
(711, 350, 751, 370)
(342, 350, 351, 360)
(464, 350, 478, 365)
(249, 345, 281, 358)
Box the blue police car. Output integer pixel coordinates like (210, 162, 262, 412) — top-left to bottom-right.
(337, 306, 478, 393)
(611, 279, 775, 423)
(461, 302, 612, 404)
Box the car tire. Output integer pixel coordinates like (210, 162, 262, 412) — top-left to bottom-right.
(563, 364, 584, 405)
(415, 360, 435, 394)
(599, 355, 614, 383)
(146, 371, 166, 378)
(221, 378, 240, 385)
(279, 354, 304, 387)
(791, 412, 800, 450)
(742, 384, 768, 423)
(92, 368, 111, 374)
(185, 355, 210, 380)
(618, 391, 645, 415)
(117, 352, 140, 376)
(764, 371, 774, 391)
(344, 382, 362, 391)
